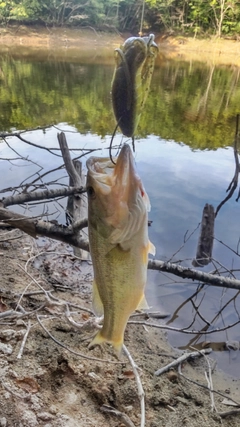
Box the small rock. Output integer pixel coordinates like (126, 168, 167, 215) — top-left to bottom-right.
(0, 342, 13, 355)
(167, 370, 178, 383)
(0, 329, 16, 341)
(124, 405, 133, 412)
(49, 405, 58, 415)
(0, 417, 7, 427)
(37, 412, 55, 421)
(3, 392, 10, 399)
(21, 410, 38, 427)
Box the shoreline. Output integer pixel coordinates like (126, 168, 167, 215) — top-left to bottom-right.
(0, 25, 240, 66)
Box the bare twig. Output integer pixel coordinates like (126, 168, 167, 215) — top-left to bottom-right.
(128, 318, 240, 335)
(218, 409, 240, 418)
(123, 344, 145, 427)
(58, 132, 81, 186)
(1, 186, 85, 208)
(148, 259, 240, 290)
(0, 207, 89, 250)
(154, 348, 212, 376)
(17, 320, 31, 359)
(178, 364, 240, 407)
(100, 405, 136, 427)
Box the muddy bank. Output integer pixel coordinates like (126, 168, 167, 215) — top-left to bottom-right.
(0, 25, 240, 66)
(0, 231, 240, 426)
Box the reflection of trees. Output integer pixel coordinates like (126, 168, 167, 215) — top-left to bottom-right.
(215, 114, 240, 216)
(196, 65, 215, 119)
(1, 54, 240, 149)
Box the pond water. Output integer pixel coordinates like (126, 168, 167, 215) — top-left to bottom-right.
(0, 42, 240, 377)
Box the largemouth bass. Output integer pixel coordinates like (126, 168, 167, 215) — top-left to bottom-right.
(86, 144, 155, 354)
(111, 34, 158, 138)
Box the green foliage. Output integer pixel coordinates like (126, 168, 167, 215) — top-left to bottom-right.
(0, 0, 240, 36)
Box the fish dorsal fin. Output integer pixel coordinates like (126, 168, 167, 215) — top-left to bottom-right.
(92, 279, 104, 317)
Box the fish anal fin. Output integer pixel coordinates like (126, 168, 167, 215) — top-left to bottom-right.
(92, 279, 103, 317)
(137, 294, 149, 310)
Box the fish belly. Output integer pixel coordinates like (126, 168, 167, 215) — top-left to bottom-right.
(89, 227, 147, 353)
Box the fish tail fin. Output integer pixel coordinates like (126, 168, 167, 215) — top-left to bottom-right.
(89, 331, 123, 357)
(88, 331, 106, 349)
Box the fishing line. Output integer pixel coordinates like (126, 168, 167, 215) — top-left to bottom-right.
(109, 121, 119, 165)
(139, 0, 145, 36)
(109, 121, 135, 165)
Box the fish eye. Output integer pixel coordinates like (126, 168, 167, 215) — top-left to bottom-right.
(87, 186, 95, 198)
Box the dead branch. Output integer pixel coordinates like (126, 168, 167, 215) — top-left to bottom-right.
(17, 320, 31, 359)
(154, 348, 212, 376)
(0, 207, 89, 250)
(148, 259, 240, 290)
(215, 114, 240, 216)
(218, 409, 240, 418)
(123, 344, 145, 427)
(2, 207, 240, 291)
(128, 318, 240, 335)
(2, 132, 62, 157)
(193, 203, 215, 267)
(58, 131, 89, 259)
(2, 206, 240, 290)
(58, 132, 82, 186)
(1, 186, 85, 208)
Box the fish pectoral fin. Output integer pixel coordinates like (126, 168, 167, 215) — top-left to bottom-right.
(92, 279, 104, 317)
(148, 240, 156, 256)
(137, 294, 149, 310)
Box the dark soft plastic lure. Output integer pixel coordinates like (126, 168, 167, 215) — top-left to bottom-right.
(111, 34, 158, 138)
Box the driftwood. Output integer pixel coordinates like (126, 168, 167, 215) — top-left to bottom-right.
(192, 203, 215, 267)
(58, 132, 89, 259)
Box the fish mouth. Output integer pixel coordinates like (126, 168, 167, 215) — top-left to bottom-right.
(86, 144, 139, 197)
(114, 144, 135, 182)
(113, 143, 142, 204)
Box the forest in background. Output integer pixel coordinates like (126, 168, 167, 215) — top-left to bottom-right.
(0, 0, 240, 38)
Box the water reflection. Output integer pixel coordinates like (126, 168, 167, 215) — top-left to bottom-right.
(0, 47, 240, 376)
(0, 49, 240, 148)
